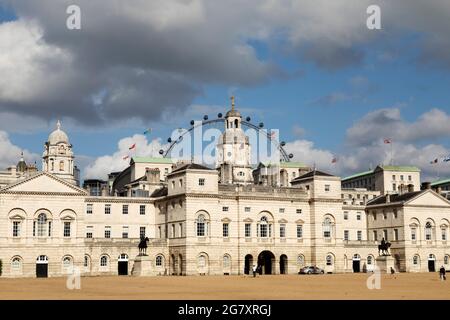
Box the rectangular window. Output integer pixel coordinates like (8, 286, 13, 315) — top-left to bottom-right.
(394, 229, 399, 241)
(411, 228, 416, 241)
(245, 223, 251, 237)
(12, 221, 20, 237)
(48, 221, 52, 237)
(357, 230, 362, 241)
(280, 224, 286, 238)
(104, 226, 111, 238)
(140, 227, 146, 238)
(392, 183, 396, 191)
(279, 208, 285, 214)
(393, 209, 398, 219)
(296, 225, 303, 238)
(356, 213, 361, 221)
(122, 205, 128, 215)
(373, 230, 377, 241)
(105, 204, 111, 215)
(325, 184, 330, 191)
(344, 211, 348, 220)
(222, 206, 229, 212)
(198, 178, 205, 186)
(86, 226, 93, 238)
(244, 207, 251, 212)
(158, 226, 162, 238)
(296, 209, 302, 214)
(223, 223, 229, 237)
(63, 222, 71, 237)
(86, 204, 93, 215)
(383, 229, 388, 241)
(179, 179, 183, 187)
(344, 230, 349, 241)
(400, 175, 404, 181)
(408, 175, 412, 181)
(179, 223, 183, 237)
(171, 224, 175, 238)
(139, 205, 146, 215)
(122, 226, 129, 238)
(260, 224, 268, 238)
(442, 229, 447, 241)
(392, 175, 396, 180)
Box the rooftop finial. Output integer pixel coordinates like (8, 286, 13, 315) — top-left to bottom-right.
(57, 120, 61, 130)
(231, 96, 235, 111)
(20, 151, 24, 161)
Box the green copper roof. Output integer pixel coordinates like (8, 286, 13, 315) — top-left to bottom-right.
(379, 165, 420, 172)
(342, 170, 374, 181)
(280, 162, 308, 168)
(132, 157, 174, 164)
(431, 178, 450, 186)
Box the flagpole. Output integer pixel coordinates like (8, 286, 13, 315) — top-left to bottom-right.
(391, 140, 393, 165)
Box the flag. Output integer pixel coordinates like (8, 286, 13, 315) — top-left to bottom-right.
(384, 138, 391, 144)
(129, 143, 136, 150)
(270, 131, 276, 140)
(331, 157, 338, 164)
(444, 156, 450, 162)
(123, 155, 129, 160)
(143, 128, 152, 135)
(430, 158, 438, 164)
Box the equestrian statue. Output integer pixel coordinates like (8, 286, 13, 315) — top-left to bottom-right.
(138, 236, 150, 256)
(378, 237, 391, 256)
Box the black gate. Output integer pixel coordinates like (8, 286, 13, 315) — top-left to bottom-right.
(118, 261, 128, 275)
(353, 260, 361, 273)
(36, 264, 48, 278)
(428, 260, 435, 272)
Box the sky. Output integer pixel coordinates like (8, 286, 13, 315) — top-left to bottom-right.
(0, 0, 450, 182)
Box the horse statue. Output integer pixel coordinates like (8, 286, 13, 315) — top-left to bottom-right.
(138, 236, 150, 256)
(378, 241, 391, 256)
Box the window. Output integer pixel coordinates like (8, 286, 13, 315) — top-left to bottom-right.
(164, 168, 169, 175)
(12, 221, 21, 237)
(382, 211, 387, 220)
(179, 179, 183, 187)
(392, 183, 396, 191)
(11, 257, 21, 271)
(393, 209, 398, 219)
(373, 212, 377, 220)
(86, 204, 93, 214)
(104, 204, 111, 215)
(383, 229, 388, 241)
(373, 230, 378, 241)
(37, 213, 47, 237)
(223, 255, 230, 268)
(122, 226, 129, 238)
(408, 175, 412, 181)
(156, 255, 163, 267)
(245, 223, 251, 237)
(326, 255, 333, 266)
(356, 213, 361, 221)
(325, 184, 330, 192)
(171, 181, 175, 189)
(140, 227, 146, 238)
(171, 224, 175, 238)
(296, 209, 302, 214)
(296, 225, 303, 238)
(279, 208, 285, 214)
(392, 175, 396, 180)
(280, 224, 286, 238)
(198, 178, 205, 186)
(139, 205, 146, 215)
(104, 226, 111, 238)
(179, 223, 183, 237)
(445, 256, 449, 265)
(223, 223, 229, 237)
(425, 222, 432, 240)
(158, 226, 162, 238)
(259, 216, 268, 238)
(86, 226, 93, 238)
(297, 255, 304, 266)
(197, 215, 206, 237)
(413, 255, 419, 265)
(344, 212, 348, 220)
(100, 256, 108, 267)
(400, 175, 404, 181)
(198, 255, 206, 268)
(222, 206, 229, 212)
(367, 256, 373, 265)
(394, 229, 399, 241)
(59, 160, 65, 172)
(357, 230, 362, 241)
(244, 207, 251, 212)
(84, 255, 89, 268)
(323, 217, 332, 238)
(411, 228, 417, 241)
(344, 230, 349, 241)
(62, 256, 72, 270)
(63, 221, 71, 237)
(122, 205, 128, 215)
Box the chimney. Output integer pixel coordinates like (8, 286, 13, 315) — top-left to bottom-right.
(437, 186, 442, 194)
(422, 182, 431, 190)
(146, 168, 160, 184)
(407, 184, 414, 193)
(386, 194, 390, 203)
(101, 185, 108, 197)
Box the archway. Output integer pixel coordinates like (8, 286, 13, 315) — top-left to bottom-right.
(178, 254, 183, 275)
(257, 251, 275, 275)
(352, 254, 361, 273)
(428, 254, 436, 272)
(36, 255, 48, 278)
(244, 254, 253, 274)
(118, 254, 128, 276)
(280, 255, 288, 274)
(171, 254, 176, 275)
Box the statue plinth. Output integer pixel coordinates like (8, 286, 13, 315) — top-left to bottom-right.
(376, 255, 395, 273)
(131, 255, 152, 276)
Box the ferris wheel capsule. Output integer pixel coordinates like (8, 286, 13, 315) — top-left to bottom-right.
(190, 120, 195, 126)
(159, 149, 164, 155)
(218, 113, 223, 118)
(246, 116, 251, 122)
(203, 115, 208, 121)
(281, 141, 286, 147)
(259, 122, 264, 128)
(167, 138, 172, 143)
(289, 153, 294, 159)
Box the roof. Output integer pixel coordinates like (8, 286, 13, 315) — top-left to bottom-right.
(431, 178, 450, 187)
(131, 157, 173, 164)
(280, 162, 308, 168)
(342, 169, 374, 181)
(367, 191, 423, 205)
(292, 169, 333, 181)
(150, 186, 168, 197)
(171, 163, 213, 173)
(377, 165, 421, 172)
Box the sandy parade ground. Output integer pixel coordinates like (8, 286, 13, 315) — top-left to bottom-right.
(0, 273, 449, 300)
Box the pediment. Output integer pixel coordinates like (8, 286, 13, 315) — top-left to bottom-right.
(0, 172, 87, 195)
(406, 190, 450, 207)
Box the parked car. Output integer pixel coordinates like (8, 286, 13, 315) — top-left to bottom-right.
(298, 266, 325, 274)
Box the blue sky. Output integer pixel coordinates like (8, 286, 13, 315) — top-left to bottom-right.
(1, 1, 450, 180)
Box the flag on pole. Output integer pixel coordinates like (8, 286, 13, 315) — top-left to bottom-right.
(143, 128, 152, 135)
(331, 156, 338, 164)
(270, 131, 276, 140)
(384, 138, 391, 144)
(430, 158, 438, 164)
(444, 155, 450, 162)
(129, 143, 136, 150)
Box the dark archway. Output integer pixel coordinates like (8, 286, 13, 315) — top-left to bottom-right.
(428, 255, 436, 272)
(178, 254, 183, 275)
(280, 254, 288, 274)
(36, 255, 48, 278)
(118, 254, 128, 276)
(352, 255, 361, 273)
(171, 254, 176, 275)
(258, 251, 275, 275)
(244, 254, 253, 275)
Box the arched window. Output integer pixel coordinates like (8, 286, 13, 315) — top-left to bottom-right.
(413, 255, 419, 265)
(326, 255, 333, 266)
(100, 255, 108, 267)
(37, 213, 47, 237)
(444, 255, 449, 265)
(62, 256, 72, 271)
(84, 255, 90, 268)
(258, 216, 270, 238)
(323, 217, 332, 238)
(156, 255, 163, 267)
(196, 214, 206, 237)
(11, 257, 22, 271)
(297, 255, 305, 266)
(425, 222, 433, 240)
(367, 256, 373, 265)
(198, 255, 206, 268)
(59, 161, 64, 172)
(223, 255, 231, 268)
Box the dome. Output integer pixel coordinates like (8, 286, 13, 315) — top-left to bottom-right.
(225, 109, 241, 118)
(48, 121, 69, 145)
(16, 153, 27, 172)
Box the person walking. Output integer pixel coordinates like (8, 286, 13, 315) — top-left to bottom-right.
(252, 264, 257, 278)
(440, 266, 446, 281)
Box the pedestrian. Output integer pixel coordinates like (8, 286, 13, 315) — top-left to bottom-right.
(252, 264, 257, 278)
(440, 266, 446, 281)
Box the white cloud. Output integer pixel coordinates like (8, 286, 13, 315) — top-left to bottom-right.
(0, 130, 40, 170)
